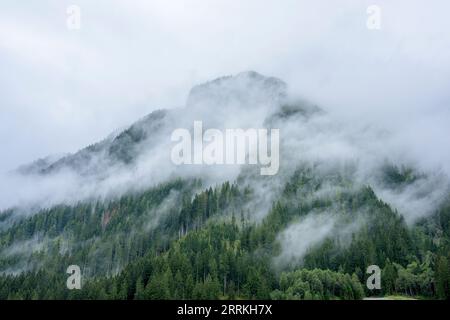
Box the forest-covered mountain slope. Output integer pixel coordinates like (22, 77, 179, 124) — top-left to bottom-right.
(0, 72, 449, 300)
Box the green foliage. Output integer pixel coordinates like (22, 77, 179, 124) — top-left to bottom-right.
(0, 165, 449, 300)
(271, 268, 364, 300)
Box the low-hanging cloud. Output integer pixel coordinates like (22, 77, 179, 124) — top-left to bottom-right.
(1, 0, 450, 173)
(0, 2, 449, 232)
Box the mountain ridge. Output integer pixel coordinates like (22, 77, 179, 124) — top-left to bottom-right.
(15, 71, 293, 177)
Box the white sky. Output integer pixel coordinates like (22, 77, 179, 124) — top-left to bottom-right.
(1, 0, 449, 172)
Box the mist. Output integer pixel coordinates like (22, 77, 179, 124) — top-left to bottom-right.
(1, 1, 450, 169)
(0, 1, 449, 249)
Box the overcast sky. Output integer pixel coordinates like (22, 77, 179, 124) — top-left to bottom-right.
(1, 0, 449, 173)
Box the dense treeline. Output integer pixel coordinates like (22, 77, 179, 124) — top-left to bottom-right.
(0, 178, 249, 276)
(0, 165, 449, 300)
(0, 219, 361, 300)
(271, 269, 364, 300)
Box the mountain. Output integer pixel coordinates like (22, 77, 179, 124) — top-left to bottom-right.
(17, 109, 170, 176)
(0, 71, 449, 300)
(16, 71, 288, 177)
(187, 71, 287, 109)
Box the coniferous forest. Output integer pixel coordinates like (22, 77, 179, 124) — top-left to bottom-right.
(2, 1, 450, 306)
(1, 164, 449, 300)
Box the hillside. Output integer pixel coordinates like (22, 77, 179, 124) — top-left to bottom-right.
(0, 72, 449, 300)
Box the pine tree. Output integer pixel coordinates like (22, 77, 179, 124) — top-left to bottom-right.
(134, 276, 145, 300)
(436, 256, 450, 299)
